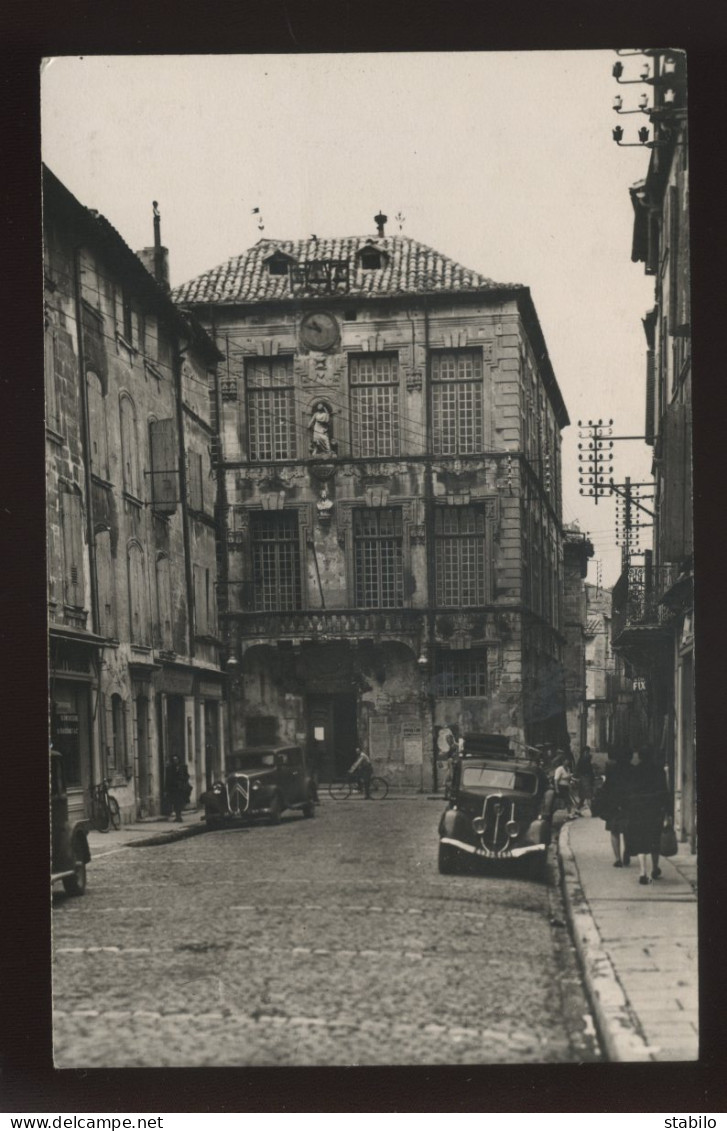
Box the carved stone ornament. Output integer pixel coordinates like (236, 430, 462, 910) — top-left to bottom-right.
(316, 487, 334, 524)
(298, 353, 342, 387)
(409, 523, 426, 544)
(405, 368, 423, 392)
(309, 462, 337, 483)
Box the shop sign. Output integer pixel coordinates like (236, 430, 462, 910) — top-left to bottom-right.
(56, 712, 79, 737)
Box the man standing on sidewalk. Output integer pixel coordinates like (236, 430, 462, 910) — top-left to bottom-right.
(165, 754, 191, 822)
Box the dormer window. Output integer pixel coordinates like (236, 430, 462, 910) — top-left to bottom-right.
(263, 248, 297, 277)
(267, 255, 290, 276)
(358, 246, 386, 271)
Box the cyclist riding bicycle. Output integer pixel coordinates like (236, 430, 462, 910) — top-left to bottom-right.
(348, 747, 373, 800)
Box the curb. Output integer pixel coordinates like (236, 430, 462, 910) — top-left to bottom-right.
(126, 822, 209, 849)
(558, 821, 656, 1062)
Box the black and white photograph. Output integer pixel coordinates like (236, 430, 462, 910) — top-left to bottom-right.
(41, 49, 696, 1071)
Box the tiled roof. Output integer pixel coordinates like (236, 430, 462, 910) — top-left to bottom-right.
(172, 235, 514, 305)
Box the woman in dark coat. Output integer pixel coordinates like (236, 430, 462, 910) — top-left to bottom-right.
(599, 749, 633, 867)
(626, 746, 669, 885)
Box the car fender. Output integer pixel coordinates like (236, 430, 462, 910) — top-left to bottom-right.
(71, 824, 91, 865)
(439, 807, 470, 841)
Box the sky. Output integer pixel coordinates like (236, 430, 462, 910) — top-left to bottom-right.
(41, 51, 657, 586)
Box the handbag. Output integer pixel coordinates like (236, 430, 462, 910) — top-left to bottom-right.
(660, 817, 679, 857)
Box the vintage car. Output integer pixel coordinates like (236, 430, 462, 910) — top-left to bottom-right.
(51, 749, 91, 895)
(201, 744, 317, 826)
(438, 735, 555, 880)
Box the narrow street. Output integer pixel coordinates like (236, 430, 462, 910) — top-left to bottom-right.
(53, 795, 601, 1067)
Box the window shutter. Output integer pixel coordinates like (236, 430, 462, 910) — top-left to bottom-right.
(661, 403, 688, 562)
(145, 315, 158, 362)
(676, 170, 690, 333)
(188, 451, 204, 512)
(149, 418, 178, 514)
(644, 349, 656, 446)
(194, 564, 208, 635)
(62, 492, 86, 608)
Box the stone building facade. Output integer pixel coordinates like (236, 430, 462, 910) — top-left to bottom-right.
(612, 49, 693, 846)
(562, 527, 594, 760)
(45, 167, 225, 822)
(175, 225, 570, 789)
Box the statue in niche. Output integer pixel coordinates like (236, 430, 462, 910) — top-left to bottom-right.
(316, 486, 334, 524)
(308, 402, 338, 455)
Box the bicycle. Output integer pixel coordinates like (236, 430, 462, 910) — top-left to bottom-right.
(89, 778, 121, 832)
(327, 773, 389, 800)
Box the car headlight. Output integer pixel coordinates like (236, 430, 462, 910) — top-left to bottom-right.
(251, 781, 261, 791)
(506, 820, 520, 837)
(472, 817, 486, 835)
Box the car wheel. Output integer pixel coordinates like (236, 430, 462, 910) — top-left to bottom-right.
(269, 794, 282, 825)
(302, 798, 316, 818)
(438, 842, 459, 875)
(62, 859, 87, 896)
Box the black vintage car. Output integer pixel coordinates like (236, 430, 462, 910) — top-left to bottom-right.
(438, 735, 555, 880)
(51, 750, 91, 895)
(201, 744, 317, 826)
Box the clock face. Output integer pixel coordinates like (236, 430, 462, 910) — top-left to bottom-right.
(299, 311, 339, 352)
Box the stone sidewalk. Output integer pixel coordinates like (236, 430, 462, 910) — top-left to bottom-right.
(560, 812, 698, 1061)
(86, 811, 207, 856)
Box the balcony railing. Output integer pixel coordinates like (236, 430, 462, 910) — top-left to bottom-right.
(235, 607, 424, 642)
(612, 562, 678, 641)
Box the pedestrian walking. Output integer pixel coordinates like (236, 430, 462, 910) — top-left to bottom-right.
(575, 745, 595, 812)
(625, 746, 669, 884)
(595, 749, 633, 867)
(443, 733, 458, 799)
(553, 753, 579, 818)
(349, 747, 373, 799)
(165, 754, 191, 822)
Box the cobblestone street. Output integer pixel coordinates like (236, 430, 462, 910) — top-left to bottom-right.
(53, 795, 601, 1067)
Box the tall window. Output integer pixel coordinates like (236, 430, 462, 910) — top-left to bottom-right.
(194, 563, 218, 637)
(127, 541, 150, 644)
(61, 488, 86, 609)
(353, 508, 404, 608)
(432, 349, 484, 455)
(95, 526, 116, 639)
(251, 511, 302, 611)
(87, 371, 109, 479)
(246, 357, 297, 461)
(120, 394, 141, 498)
(435, 651, 488, 698)
(435, 506, 487, 607)
(350, 354, 400, 457)
(155, 553, 173, 650)
(44, 321, 59, 431)
(109, 694, 126, 773)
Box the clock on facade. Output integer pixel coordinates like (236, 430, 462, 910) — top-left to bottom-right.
(299, 311, 339, 352)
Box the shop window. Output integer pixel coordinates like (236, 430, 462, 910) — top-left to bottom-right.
(432, 349, 484, 455)
(353, 507, 404, 608)
(435, 506, 487, 607)
(250, 511, 302, 611)
(246, 357, 297, 461)
(350, 354, 400, 457)
(435, 651, 488, 698)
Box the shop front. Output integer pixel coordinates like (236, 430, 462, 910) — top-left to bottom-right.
(49, 628, 103, 822)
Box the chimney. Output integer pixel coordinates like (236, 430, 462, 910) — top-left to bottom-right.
(136, 200, 170, 291)
(374, 211, 388, 238)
